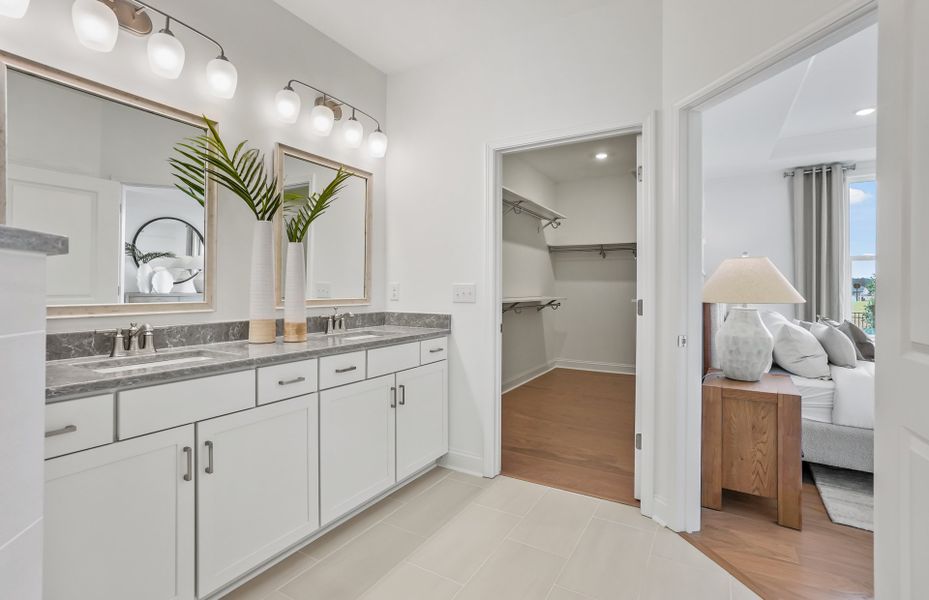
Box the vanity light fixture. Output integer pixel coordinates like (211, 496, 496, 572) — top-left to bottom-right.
(855, 107, 876, 116)
(70, 0, 237, 97)
(275, 79, 389, 157)
(0, 0, 30, 18)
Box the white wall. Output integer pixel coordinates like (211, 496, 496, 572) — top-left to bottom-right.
(0, 0, 387, 333)
(548, 175, 636, 245)
(703, 171, 796, 317)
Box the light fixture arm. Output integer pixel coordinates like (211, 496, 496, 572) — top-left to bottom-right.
(119, 0, 227, 57)
(286, 79, 383, 131)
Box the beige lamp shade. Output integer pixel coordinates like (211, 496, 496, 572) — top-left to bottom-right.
(703, 256, 805, 304)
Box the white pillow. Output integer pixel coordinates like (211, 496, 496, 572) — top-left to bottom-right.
(772, 322, 831, 379)
(760, 310, 790, 336)
(811, 322, 858, 368)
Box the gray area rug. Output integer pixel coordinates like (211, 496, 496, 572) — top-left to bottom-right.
(809, 463, 874, 531)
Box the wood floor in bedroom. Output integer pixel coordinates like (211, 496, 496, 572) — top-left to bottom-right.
(501, 368, 637, 506)
(683, 465, 874, 600)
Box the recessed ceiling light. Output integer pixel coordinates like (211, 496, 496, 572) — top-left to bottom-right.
(595, 152, 608, 160)
(855, 107, 876, 116)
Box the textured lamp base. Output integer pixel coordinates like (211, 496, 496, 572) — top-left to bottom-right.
(716, 307, 774, 381)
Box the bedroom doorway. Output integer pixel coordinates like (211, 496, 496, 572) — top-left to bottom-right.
(681, 11, 878, 600)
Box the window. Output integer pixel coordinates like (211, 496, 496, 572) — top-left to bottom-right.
(849, 178, 876, 334)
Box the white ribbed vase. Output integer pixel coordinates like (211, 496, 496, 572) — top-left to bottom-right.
(248, 221, 276, 344)
(284, 242, 307, 342)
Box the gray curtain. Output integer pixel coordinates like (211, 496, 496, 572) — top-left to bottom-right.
(791, 164, 851, 322)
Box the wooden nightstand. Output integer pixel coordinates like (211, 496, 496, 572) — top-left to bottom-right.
(701, 371, 802, 529)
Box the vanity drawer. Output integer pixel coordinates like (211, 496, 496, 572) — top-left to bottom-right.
(118, 370, 255, 439)
(319, 352, 366, 390)
(368, 342, 420, 378)
(45, 394, 114, 459)
(257, 359, 318, 405)
(420, 337, 448, 364)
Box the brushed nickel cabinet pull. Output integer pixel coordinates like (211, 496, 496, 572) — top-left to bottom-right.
(45, 425, 78, 438)
(390, 386, 397, 408)
(399, 384, 406, 406)
(205, 440, 214, 474)
(429, 348, 444, 353)
(335, 366, 358, 374)
(183, 447, 192, 482)
(278, 376, 306, 386)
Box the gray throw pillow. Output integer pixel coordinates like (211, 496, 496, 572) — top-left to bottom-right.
(794, 319, 814, 331)
(773, 322, 831, 378)
(838, 320, 875, 361)
(811, 322, 858, 368)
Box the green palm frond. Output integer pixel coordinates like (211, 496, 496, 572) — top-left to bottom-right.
(284, 168, 352, 243)
(169, 117, 282, 221)
(124, 242, 176, 265)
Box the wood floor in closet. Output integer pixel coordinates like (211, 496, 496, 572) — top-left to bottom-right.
(501, 368, 637, 506)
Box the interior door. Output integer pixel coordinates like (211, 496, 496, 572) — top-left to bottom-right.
(633, 113, 656, 509)
(319, 375, 396, 525)
(6, 164, 121, 305)
(396, 362, 449, 481)
(44, 425, 195, 600)
(875, 2, 929, 597)
(196, 395, 319, 597)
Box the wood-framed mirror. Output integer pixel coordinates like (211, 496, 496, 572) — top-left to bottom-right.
(0, 51, 217, 317)
(273, 144, 372, 307)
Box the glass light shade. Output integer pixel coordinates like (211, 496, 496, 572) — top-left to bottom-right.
(72, 0, 119, 52)
(206, 56, 238, 99)
(309, 103, 335, 136)
(342, 118, 364, 148)
(275, 88, 301, 123)
(368, 129, 388, 158)
(147, 30, 186, 79)
(0, 0, 30, 18)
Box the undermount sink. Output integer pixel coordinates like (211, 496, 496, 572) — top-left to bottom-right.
(77, 349, 234, 374)
(323, 329, 388, 341)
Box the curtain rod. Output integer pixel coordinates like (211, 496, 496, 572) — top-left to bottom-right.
(783, 163, 856, 178)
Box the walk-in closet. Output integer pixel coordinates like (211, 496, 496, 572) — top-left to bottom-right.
(501, 134, 640, 505)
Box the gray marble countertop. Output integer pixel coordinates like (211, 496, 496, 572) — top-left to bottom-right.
(0, 224, 68, 256)
(46, 325, 450, 403)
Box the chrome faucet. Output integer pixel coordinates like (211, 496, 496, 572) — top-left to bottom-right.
(105, 323, 156, 357)
(327, 308, 354, 334)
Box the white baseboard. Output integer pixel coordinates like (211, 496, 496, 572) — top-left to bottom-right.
(438, 448, 485, 477)
(554, 359, 636, 375)
(501, 363, 556, 393)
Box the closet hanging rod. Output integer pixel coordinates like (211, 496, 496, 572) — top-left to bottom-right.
(548, 243, 637, 258)
(503, 198, 564, 230)
(501, 187, 566, 232)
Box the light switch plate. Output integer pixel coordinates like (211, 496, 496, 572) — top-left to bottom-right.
(452, 283, 477, 303)
(315, 282, 331, 298)
(389, 282, 400, 301)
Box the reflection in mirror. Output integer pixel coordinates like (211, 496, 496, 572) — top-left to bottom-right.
(277, 147, 370, 305)
(3, 66, 211, 309)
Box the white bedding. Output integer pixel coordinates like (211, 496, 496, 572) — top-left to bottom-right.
(790, 375, 835, 423)
(830, 361, 875, 429)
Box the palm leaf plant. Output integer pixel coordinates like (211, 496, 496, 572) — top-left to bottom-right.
(283, 167, 352, 243)
(124, 242, 175, 265)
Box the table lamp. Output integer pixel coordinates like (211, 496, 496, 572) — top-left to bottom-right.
(703, 254, 805, 381)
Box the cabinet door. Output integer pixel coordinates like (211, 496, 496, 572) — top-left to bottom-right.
(44, 425, 195, 600)
(320, 375, 396, 524)
(196, 394, 319, 597)
(396, 361, 448, 481)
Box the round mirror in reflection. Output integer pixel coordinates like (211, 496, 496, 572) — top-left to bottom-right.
(131, 217, 204, 284)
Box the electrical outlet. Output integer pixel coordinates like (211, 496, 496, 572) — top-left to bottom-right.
(452, 283, 477, 303)
(389, 282, 400, 301)
(315, 282, 331, 298)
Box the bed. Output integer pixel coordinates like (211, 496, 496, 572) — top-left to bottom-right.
(704, 304, 874, 473)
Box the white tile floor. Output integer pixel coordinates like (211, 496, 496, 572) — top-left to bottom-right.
(223, 468, 760, 600)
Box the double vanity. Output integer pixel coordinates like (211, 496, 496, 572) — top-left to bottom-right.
(43, 324, 450, 600)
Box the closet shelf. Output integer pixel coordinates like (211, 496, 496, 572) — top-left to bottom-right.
(502, 296, 565, 314)
(502, 187, 566, 231)
(548, 242, 637, 258)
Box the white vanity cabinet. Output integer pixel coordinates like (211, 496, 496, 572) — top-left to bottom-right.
(44, 425, 196, 600)
(396, 361, 449, 480)
(196, 394, 319, 596)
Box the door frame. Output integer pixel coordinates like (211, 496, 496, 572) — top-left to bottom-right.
(484, 116, 657, 517)
(669, 0, 877, 531)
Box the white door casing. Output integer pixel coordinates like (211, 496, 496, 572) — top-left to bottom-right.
(874, 0, 929, 596)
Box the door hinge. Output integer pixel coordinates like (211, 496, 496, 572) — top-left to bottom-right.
(635, 433, 642, 450)
(677, 335, 688, 348)
(500, 323, 503, 333)
(636, 299, 644, 316)
(637, 165, 643, 182)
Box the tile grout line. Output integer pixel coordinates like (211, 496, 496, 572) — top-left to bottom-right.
(542, 498, 599, 600)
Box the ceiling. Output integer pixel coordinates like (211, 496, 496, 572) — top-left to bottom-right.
(512, 135, 638, 183)
(271, 0, 612, 74)
(702, 25, 877, 180)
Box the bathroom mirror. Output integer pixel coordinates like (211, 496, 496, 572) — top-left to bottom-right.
(274, 144, 371, 307)
(0, 52, 216, 316)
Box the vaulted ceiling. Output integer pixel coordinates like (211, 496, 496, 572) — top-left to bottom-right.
(702, 25, 877, 179)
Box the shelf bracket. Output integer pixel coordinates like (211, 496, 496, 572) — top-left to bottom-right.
(539, 218, 562, 233)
